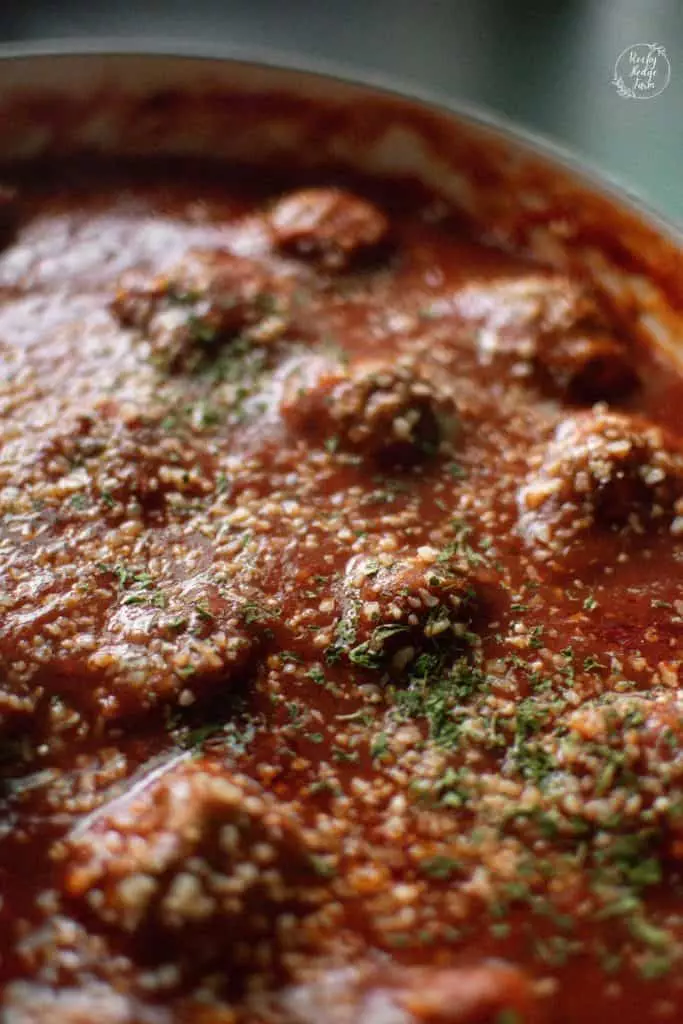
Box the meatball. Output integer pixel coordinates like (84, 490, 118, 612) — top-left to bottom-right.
(16, 411, 215, 521)
(455, 273, 637, 402)
(111, 248, 292, 370)
(285, 961, 538, 1024)
(61, 759, 324, 958)
(518, 409, 683, 555)
(268, 187, 390, 270)
(561, 696, 683, 850)
(333, 552, 476, 670)
(281, 359, 451, 466)
(89, 421, 215, 518)
(539, 330, 636, 404)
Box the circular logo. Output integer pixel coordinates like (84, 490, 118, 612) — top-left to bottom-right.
(612, 43, 671, 99)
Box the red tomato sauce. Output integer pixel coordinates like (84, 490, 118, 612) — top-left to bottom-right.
(1, 158, 683, 1023)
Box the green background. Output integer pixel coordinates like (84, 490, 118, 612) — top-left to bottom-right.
(2, 0, 681, 223)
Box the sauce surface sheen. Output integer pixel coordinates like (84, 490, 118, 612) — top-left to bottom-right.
(1, 160, 683, 1024)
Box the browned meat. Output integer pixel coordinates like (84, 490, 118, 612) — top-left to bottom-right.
(454, 273, 637, 402)
(334, 551, 476, 669)
(539, 330, 636, 403)
(281, 359, 452, 466)
(16, 413, 215, 521)
(89, 425, 214, 517)
(518, 409, 683, 555)
(111, 248, 294, 370)
(0, 541, 265, 732)
(60, 758, 328, 966)
(268, 187, 390, 269)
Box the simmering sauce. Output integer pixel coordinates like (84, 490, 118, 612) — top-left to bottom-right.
(1, 159, 683, 1023)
